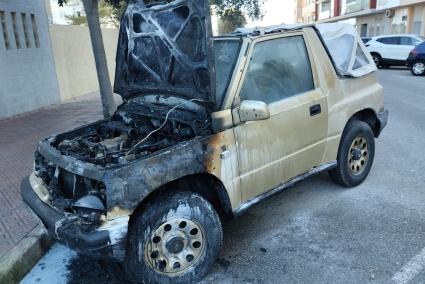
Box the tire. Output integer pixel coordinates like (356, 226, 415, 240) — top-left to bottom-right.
(329, 120, 375, 188)
(411, 60, 425, 76)
(125, 191, 223, 284)
(371, 53, 381, 68)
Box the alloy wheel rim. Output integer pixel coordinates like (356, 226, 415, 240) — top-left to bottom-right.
(348, 136, 369, 175)
(145, 217, 206, 275)
(413, 63, 425, 75)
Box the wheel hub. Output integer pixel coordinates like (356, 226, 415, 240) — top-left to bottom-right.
(166, 237, 185, 254)
(413, 63, 425, 75)
(351, 148, 362, 160)
(144, 218, 205, 275)
(348, 136, 369, 175)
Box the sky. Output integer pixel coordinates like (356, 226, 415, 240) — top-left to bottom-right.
(246, 0, 296, 27)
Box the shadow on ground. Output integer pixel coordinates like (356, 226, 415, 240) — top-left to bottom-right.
(67, 256, 133, 284)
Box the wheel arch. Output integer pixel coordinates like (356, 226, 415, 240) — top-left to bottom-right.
(129, 173, 234, 227)
(369, 51, 381, 58)
(349, 108, 381, 138)
(369, 52, 382, 65)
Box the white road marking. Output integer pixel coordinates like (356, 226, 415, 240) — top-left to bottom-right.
(392, 247, 425, 284)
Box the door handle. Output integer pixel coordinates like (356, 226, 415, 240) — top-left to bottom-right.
(310, 104, 321, 116)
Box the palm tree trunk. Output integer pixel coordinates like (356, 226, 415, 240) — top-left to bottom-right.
(82, 0, 115, 118)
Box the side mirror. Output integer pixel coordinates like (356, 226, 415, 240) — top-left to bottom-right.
(239, 100, 270, 122)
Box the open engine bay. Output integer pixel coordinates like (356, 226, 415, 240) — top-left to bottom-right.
(51, 96, 212, 167)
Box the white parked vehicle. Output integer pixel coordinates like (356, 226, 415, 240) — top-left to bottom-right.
(366, 34, 425, 68)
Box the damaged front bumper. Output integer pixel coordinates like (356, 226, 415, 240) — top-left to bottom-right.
(21, 174, 128, 260)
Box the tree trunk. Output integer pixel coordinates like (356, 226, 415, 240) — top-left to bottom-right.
(82, 0, 115, 118)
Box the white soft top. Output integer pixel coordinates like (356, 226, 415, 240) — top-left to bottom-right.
(235, 23, 377, 78)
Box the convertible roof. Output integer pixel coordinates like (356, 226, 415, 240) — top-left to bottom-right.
(234, 23, 377, 78)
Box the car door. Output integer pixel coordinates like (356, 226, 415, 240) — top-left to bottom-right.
(377, 36, 400, 60)
(233, 33, 328, 202)
(399, 37, 418, 60)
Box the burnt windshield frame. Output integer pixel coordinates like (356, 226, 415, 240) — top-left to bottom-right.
(213, 37, 242, 108)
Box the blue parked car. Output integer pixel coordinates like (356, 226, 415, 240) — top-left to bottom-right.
(407, 41, 425, 76)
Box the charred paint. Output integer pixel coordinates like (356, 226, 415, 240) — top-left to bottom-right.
(114, 0, 216, 104)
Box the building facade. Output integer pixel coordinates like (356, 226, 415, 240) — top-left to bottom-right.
(301, 0, 318, 23)
(0, 0, 118, 119)
(297, 0, 425, 36)
(0, 0, 60, 119)
(296, 0, 304, 23)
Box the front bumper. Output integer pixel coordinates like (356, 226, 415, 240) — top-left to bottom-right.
(376, 110, 389, 137)
(21, 175, 127, 260)
(406, 57, 414, 68)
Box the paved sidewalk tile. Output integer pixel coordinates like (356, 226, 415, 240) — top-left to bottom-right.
(0, 93, 103, 259)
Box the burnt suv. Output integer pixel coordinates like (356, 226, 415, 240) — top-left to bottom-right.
(21, 1, 388, 283)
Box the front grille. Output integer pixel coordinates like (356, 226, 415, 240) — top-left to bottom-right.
(34, 151, 105, 202)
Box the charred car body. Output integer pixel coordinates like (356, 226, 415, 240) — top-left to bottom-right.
(22, 0, 388, 282)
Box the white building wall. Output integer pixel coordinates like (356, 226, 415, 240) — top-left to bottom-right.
(49, 25, 118, 101)
(356, 13, 389, 36)
(0, 0, 60, 119)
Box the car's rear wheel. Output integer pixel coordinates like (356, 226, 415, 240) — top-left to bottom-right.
(411, 60, 425, 76)
(371, 53, 381, 68)
(125, 191, 223, 284)
(329, 120, 375, 187)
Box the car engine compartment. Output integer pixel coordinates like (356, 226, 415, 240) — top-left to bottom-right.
(51, 96, 212, 167)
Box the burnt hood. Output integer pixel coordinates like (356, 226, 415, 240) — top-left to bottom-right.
(114, 0, 216, 105)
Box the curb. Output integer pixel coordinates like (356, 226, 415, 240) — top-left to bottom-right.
(0, 224, 51, 284)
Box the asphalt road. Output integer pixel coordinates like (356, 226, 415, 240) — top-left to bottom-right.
(22, 68, 425, 284)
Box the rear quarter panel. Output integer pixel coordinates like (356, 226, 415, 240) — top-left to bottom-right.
(304, 28, 384, 163)
(323, 72, 384, 162)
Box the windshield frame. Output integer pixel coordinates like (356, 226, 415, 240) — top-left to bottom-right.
(213, 37, 243, 109)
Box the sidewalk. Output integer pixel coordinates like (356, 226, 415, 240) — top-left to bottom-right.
(0, 92, 103, 282)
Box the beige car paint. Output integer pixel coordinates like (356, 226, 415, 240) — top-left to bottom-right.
(208, 27, 384, 212)
(233, 31, 328, 200)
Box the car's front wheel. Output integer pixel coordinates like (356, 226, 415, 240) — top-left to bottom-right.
(125, 191, 223, 284)
(329, 120, 375, 187)
(411, 60, 425, 76)
(371, 53, 381, 68)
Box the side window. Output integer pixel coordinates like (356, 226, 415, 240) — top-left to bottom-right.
(377, 37, 400, 45)
(391, 37, 401, 45)
(400, 37, 414, 45)
(239, 36, 314, 105)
